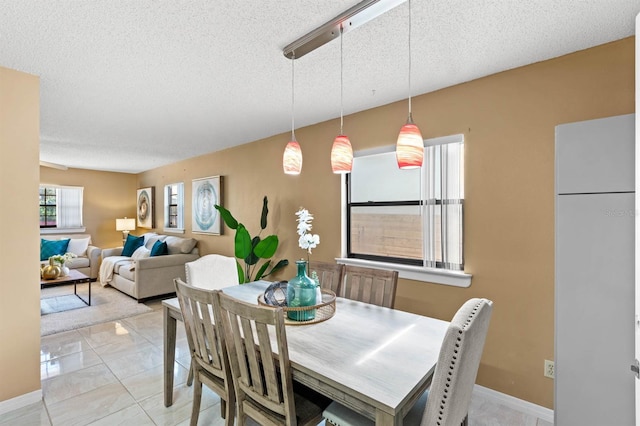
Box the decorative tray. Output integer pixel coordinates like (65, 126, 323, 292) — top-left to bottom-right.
(258, 288, 336, 326)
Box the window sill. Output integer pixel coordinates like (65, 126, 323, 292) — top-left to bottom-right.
(336, 258, 472, 287)
(40, 227, 86, 235)
(163, 228, 185, 234)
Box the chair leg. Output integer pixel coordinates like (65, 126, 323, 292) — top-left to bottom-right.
(187, 364, 194, 386)
(190, 372, 202, 426)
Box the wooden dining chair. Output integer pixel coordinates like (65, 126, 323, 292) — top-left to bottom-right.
(174, 278, 235, 426)
(184, 254, 239, 386)
(185, 254, 239, 290)
(323, 298, 493, 426)
(308, 261, 344, 295)
(214, 290, 331, 426)
(340, 265, 398, 308)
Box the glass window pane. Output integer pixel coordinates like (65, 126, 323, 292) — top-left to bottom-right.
(351, 151, 421, 202)
(350, 205, 422, 260)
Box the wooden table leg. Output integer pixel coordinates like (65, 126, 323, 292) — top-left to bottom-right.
(376, 409, 400, 426)
(164, 304, 177, 407)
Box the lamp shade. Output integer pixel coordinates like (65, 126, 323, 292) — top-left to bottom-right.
(283, 140, 303, 175)
(331, 135, 353, 174)
(396, 122, 423, 169)
(116, 217, 136, 231)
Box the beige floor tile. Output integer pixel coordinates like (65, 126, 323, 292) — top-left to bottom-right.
(99, 342, 164, 380)
(469, 395, 538, 426)
(40, 348, 102, 380)
(43, 363, 118, 405)
(46, 382, 136, 426)
(537, 419, 553, 426)
(77, 320, 151, 349)
(139, 382, 220, 426)
(86, 404, 155, 426)
(40, 330, 91, 363)
(121, 362, 189, 402)
(0, 401, 50, 426)
(121, 309, 163, 331)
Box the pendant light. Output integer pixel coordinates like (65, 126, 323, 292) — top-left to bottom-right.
(330, 25, 353, 174)
(396, 0, 423, 169)
(283, 53, 303, 175)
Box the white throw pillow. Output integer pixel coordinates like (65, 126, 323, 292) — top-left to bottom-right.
(67, 237, 90, 256)
(131, 246, 151, 260)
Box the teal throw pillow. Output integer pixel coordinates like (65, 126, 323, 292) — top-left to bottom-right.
(150, 240, 168, 257)
(40, 239, 70, 261)
(122, 234, 144, 257)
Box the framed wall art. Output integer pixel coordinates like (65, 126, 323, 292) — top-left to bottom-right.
(136, 187, 155, 229)
(192, 176, 222, 235)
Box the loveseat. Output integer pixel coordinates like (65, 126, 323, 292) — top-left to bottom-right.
(40, 233, 101, 280)
(100, 232, 199, 301)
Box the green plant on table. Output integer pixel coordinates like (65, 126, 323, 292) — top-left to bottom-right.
(215, 196, 289, 283)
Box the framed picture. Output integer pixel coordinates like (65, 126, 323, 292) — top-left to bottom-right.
(136, 187, 155, 229)
(192, 176, 222, 235)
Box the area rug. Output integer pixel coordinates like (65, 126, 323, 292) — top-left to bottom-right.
(40, 283, 153, 336)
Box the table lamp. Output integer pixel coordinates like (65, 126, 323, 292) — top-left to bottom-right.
(116, 217, 136, 245)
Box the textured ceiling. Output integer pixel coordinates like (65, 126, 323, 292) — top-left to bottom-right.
(1, 1, 638, 173)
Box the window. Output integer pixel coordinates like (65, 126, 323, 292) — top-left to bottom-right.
(164, 182, 184, 233)
(39, 185, 84, 231)
(342, 134, 470, 287)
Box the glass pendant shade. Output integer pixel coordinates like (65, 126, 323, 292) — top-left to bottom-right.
(283, 140, 303, 175)
(331, 134, 353, 174)
(396, 119, 423, 169)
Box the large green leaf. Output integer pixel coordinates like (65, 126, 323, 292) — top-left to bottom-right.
(234, 225, 252, 259)
(253, 260, 271, 281)
(215, 204, 238, 230)
(236, 260, 246, 284)
(244, 236, 260, 266)
(262, 259, 289, 277)
(254, 235, 278, 259)
(260, 196, 268, 230)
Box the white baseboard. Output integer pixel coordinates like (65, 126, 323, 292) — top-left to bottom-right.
(0, 390, 42, 416)
(473, 385, 554, 423)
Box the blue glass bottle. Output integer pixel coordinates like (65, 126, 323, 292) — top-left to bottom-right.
(287, 260, 317, 321)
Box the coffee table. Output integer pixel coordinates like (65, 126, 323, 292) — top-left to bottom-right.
(40, 269, 91, 306)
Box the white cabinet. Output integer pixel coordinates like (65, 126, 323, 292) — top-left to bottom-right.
(555, 114, 635, 426)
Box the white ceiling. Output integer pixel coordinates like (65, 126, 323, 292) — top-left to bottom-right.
(1, 1, 638, 174)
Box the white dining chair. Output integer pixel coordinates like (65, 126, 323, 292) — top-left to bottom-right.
(323, 298, 493, 426)
(185, 254, 238, 290)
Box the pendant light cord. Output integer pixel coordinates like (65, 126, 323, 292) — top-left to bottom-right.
(291, 52, 296, 140)
(340, 25, 344, 135)
(408, 0, 412, 119)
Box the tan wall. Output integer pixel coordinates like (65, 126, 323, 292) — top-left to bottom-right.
(0, 67, 41, 402)
(139, 38, 635, 408)
(40, 168, 138, 248)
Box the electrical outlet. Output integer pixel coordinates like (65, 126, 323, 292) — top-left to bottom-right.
(544, 360, 554, 379)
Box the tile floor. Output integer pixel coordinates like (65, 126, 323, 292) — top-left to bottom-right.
(1, 298, 552, 426)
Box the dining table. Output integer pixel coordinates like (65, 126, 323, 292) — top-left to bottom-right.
(163, 280, 449, 426)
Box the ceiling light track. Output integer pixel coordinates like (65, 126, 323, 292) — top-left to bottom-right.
(282, 0, 407, 59)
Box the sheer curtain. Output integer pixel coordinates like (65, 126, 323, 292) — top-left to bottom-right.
(57, 186, 84, 229)
(423, 140, 464, 270)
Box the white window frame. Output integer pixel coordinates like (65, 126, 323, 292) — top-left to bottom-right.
(338, 134, 472, 287)
(164, 182, 185, 234)
(39, 184, 85, 234)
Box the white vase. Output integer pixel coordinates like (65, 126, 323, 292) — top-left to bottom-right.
(60, 265, 70, 277)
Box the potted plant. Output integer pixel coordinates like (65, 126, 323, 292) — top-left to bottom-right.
(215, 196, 288, 283)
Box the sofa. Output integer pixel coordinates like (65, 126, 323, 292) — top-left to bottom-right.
(100, 232, 199, 301)
(40, 233, 101, 280)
